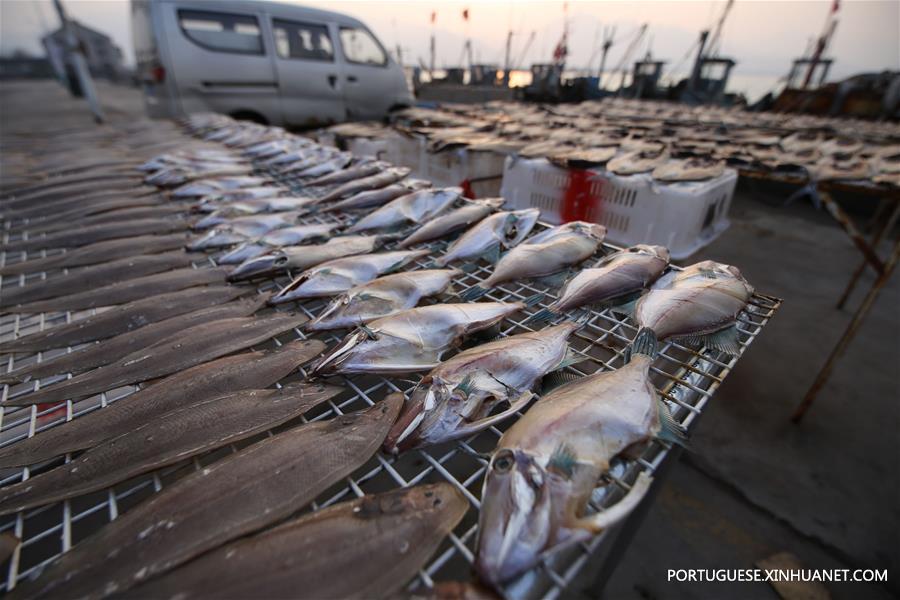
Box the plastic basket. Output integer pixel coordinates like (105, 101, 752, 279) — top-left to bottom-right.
(501, 156, 736, 259)
(421, 148, 507, 198)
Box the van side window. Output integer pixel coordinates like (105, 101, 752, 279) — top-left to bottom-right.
(339, 27, 387, 67)
(177, 9, 263, 55)
(273, 20, 333, 61)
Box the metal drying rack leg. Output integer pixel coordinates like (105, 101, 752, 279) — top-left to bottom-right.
(836, 199, 900, 309)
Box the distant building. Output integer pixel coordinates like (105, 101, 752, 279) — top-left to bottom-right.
(42, 20, 126, 81)
(0, 50, 55, 80)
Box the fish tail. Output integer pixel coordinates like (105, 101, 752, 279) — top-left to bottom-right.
(523, 292, 545, 308)
(526, 307, 558, 325)
(626, 327, 658, 362)
(459, 285, 488, 302)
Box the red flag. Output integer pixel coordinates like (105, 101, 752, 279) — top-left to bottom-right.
(831, 0, 839, 13)
(430, 10, 436, 24)
(462, 8, 469, 21)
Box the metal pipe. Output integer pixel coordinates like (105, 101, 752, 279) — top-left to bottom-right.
(52, 0, 104, 123)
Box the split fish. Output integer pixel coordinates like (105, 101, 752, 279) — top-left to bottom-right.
(317, 166, 411, 203)
(186, 212, 301, 251)
(303, 159, 382, 185)
(434, 209, 540, 266)
(347, 187, 462, 233)
(2, 218, 191, 253)
(321, 180, 432, 213)
(652, 157, 725, 182)
(216, 223, 339, 265)
(398, 198, 505, 248)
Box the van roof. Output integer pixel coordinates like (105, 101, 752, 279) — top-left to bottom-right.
(159, 0, 368, 28)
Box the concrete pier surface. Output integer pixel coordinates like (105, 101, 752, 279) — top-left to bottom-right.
(1, 80, 896, 600)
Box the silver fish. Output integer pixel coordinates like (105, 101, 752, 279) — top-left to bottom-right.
(187, 212, 301, 251)
(384, 322, 580, 453)
(347, 187, 462, 233)
(227, 235, 388, 282)
(194, 196, 320, 229)
(632, 260, 753, 354)
(463, 222, 606, 299)
(531, 245, 670, 321)
(307, 269, 460, 331)
(171, 176, 267, 198)
(398, 198, 505, 248)
(475, 332, 666, 586)
(216, 224, 339, 265)
(278, 149, 346, 174)
(318, 166, 412, 203)
(321, 179, 432, 213)
(302, 158, 381, 183)
(311, 302, 524, 376)
(269, 250, 429, 304)
(434, 209, 540, 266)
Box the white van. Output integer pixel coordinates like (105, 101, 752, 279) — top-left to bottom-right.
(131, 0, 413, 126)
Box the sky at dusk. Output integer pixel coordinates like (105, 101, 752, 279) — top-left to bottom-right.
(1, 0, 897, 83)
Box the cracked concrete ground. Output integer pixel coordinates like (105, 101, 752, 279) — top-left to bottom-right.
(605, 183, 899, 600)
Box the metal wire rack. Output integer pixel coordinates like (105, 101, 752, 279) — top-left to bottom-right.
(0, 148, 781, 599)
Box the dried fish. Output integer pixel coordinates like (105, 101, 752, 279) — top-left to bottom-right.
(321, 179, 432, 213)
(0, 295, 266, 385)
(530, 245, 670, 322)
(0, 233, 191, 277)
(631, 260, 753, 354)
(475, 332, 666, 586)
(7, 266, 230, 314)
(607, 148, 670, 175)
(317, 166, 412, 203)
(227, 235, 388, 282)
(304, 159, 383, 185)
(434, 209, 540, 266)
(170, 176, 268, 198)
(129, 482, 467, 600)
(347, 187, 462, 233)
(461, 222, 605, 300)
(398, 198, 504, 248)
(5, 312, 307, 406)
(0, 383, 340, 516)
(270, 250, 429, 304)
(0, 251, 200, 309)
(2, 218, 190, 253)
(385, 322, 579, 453)
(186, 212, 301, 251)
(0, 340, 324, 468)
(216, 223, 339, 265)
(311, 302, 524, 376)
(652, 157, 726, 182)
(307, 269, 460, 331)
(8, 397, 402, 600)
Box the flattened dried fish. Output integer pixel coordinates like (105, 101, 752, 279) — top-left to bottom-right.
(227, 235, 387, 282)
(216, 223, 338, 265)
(8, 397, 402, 600)
(0, 383, 340, 516)
(0, 233, 190, 277)
(462, 222, 605, 300)
(186, 212, 300, 251)
(347, 187, 462, 233)
(0, 340, 323, 468)
(530, 245, 670, 322)
(307, 269, 460, 331)
(318, 166, 411, 203)
(304, 159, 382, 185)
(632, 260, 753, 354)
(652, 157, 725, 182)
(0, 295, 266, 386)
(8, 266, 230, 314)
(385, 322, 579, 453)
(607, 148, 670, 175)
(6, 312, 306, 406)
(312, 302, 524, 375)
(130, 482, 467, 600)
(2, 218, 190, 253)
(270, 250, 429, 304)
(475, 332, 666, 585)
(0, 251, 200, 309)
(321, 180, 431, 213)
(434, 209, 540, 266)
(398, 198, 504, 248)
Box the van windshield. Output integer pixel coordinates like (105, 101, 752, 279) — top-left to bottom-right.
(339, 27, 387, 67)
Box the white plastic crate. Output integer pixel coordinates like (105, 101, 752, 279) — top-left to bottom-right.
(421, 148, 507, 198)
(346, 137, 393, 161)
(384, 132, 428, 179)
(501, 156, 736, 259)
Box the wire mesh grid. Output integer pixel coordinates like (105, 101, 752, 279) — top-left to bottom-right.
(0, 154, 781, 599)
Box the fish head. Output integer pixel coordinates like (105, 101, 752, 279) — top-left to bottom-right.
(502, 209, 541, 248)
(307, 290, 394, 331)
(309, 326, 380, 376)
(479, 197, 506, 210)
(565, 221, 607, 242)
(628, 244, 670, 262)
(476, 447, 574, 586)
(227, 251, 290, 282)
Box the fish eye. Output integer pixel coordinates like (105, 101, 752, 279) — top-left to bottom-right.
(492, 449, 514, 473)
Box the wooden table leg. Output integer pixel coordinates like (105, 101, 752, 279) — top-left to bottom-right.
(793, 236, 900, 423)
(817, 189, 886, 276)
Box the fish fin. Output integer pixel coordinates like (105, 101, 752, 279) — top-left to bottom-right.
(533, 270, 570, 289)
(459, 262, 479, 274)
(459, 285, 488, 302)
(566, 472, 653, 535)
(548, 443, 579, 478)
(447, 391, 534, 440)
(541, 369, 580, 394)
(625, 327, 658, 362)
(679, 325, 742, 355)
(656, 399, 688, 447)
(482, 244, 501, 264)
(525, 307, 560, 325)
(557, 347, 588, 369)
(610, 296, 639, 318)
(523, 292, 545, 308)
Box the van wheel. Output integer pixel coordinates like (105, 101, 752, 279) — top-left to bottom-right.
(230, 110, 268, 125)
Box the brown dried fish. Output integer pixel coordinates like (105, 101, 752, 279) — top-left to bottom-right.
(8, 397, 402, 600)
(0, 340, 323, 468)
(1, 218, 190, 253)
(129, 481, 468, 600)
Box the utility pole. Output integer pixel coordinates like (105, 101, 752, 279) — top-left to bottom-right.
(52, 0, 104, 123)
(502, 30, 513, 86)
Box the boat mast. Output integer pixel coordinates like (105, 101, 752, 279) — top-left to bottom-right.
(802, 0, 840, 88)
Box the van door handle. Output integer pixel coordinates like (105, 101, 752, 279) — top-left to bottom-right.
(327, 75, 337, 88)
(347, 75, 358, 83)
